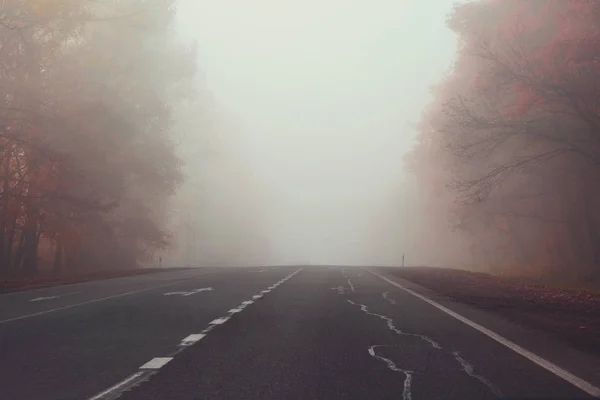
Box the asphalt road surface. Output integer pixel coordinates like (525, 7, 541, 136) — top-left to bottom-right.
(0, 266, 599, 400)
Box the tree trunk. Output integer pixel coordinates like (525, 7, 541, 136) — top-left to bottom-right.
(6, 214, 17, 271)
(13, 229, 25, 273)
(0, 148, 11, 271)
(53, 236, 63, 275)
(64, 242, 77, 274)
(21, 227, 39, 277)
(575, 183, 600, 282)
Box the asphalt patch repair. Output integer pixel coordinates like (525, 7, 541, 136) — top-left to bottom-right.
(381, 267, 600, 358)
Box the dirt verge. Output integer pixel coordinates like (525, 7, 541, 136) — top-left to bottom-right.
(381, 267, 600, 358)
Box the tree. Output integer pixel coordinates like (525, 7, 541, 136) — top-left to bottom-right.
(0, 0, 197, 277)
(410, 0, 600, 282)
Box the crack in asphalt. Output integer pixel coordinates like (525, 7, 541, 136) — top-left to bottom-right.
(382, 292, 396, 304)
(369, 344, 413, 400)
(452, 351, 504, 397)
(342, 269, 355, 292)
(330, 286, 347, 295)
(341, 269, 503, 399)
(347, 300, 442, 349)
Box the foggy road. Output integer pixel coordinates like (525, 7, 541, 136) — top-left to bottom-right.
(0, 267, 599, 400)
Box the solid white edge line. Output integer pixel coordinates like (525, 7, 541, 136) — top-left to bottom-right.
(366, 268, 600, 397)
(88, 371, 145, 400)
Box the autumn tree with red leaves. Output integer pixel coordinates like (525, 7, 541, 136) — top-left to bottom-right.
(411, 0, 600, 282)
(0, 0, 197, 277)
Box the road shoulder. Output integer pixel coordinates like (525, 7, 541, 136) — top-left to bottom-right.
(371, 267, 600, 394)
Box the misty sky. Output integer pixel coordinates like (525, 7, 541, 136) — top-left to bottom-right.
(175, 0, 458, 265)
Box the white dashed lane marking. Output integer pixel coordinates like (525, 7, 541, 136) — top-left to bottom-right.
(209, 317, 230, 325)
(87, 267, 303, 400)
(139, 358, 173, 370)
(180, 334, 206, 346)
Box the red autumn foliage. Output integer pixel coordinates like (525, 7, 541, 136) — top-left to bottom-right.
(410, 0, 600, 283)
(0, 1, 197, 278)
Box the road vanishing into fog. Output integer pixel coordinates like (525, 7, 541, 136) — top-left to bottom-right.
(0, 266, 599, 400)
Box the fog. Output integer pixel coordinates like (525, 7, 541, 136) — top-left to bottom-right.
(169, 0, 458, 267)
(2, 0, 599, 283)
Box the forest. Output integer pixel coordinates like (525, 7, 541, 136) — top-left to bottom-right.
(410, 0, 600, 283)
(0, 0, 196, 277)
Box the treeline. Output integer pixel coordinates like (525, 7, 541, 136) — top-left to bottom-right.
(0, 0, 196, 277)
(410, 0, 600, 282)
